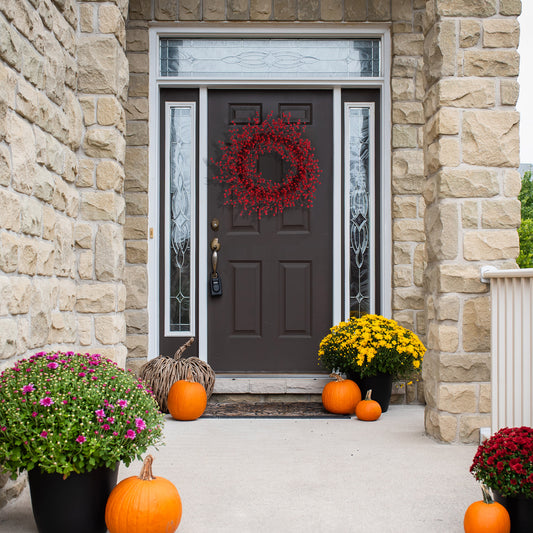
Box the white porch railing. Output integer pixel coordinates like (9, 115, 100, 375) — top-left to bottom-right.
(482, 267, 533, 432)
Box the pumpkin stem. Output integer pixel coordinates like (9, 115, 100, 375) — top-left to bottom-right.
(480, 483, 494, 504)
(186, 370, 194, 382)
(365, 389, 373, 401)
(173, 337, 194, 360)
(329, 373, 344, 382)
(139, 454, 156, 481)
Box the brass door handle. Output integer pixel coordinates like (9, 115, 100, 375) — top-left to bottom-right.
(210, 238, 220, 275)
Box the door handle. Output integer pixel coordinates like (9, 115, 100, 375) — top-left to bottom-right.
(210, 238, 220, 275)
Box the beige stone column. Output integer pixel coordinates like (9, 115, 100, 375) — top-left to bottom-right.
(422, 0, 521, 442)
(77, 0, 129, 366)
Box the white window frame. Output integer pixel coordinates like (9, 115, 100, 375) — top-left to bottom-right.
(148, 25, 392, 361)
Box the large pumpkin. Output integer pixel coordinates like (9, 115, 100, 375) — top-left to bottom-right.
(355, 389, 382, 421)
(105, 455, 182, 533)
(322, 374, 361, 414)
(168, 372, 207, 421)
(464, 484, 510, 533)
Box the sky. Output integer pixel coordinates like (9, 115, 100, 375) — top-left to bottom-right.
(518, 4, 533, 163)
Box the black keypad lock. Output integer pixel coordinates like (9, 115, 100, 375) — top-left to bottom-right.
(210, 274, 223, 296)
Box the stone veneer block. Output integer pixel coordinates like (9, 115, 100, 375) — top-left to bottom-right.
(250, 0, 271, 20)
(436, 0, 496, 17)
(204, 0, 225, 20)
(463, 50, 519, 77)
(463, 230, 519, 261)
(155, 0, 178, 20)
(425, 203, 458, 261)
(483, 19, 520, 48)
(227, 0, 249, 20)
(321, 0, 343, 21)
(499, 0, 522, 16)
(273, 0, 297, 20)
(462, 111, 519, 167)
(462, 296, 491, 352)
(460, 20, 481, 47)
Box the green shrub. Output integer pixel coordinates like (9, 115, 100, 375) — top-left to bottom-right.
(518, 171, 533, 268)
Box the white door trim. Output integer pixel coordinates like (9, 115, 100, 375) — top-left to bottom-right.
(148, 26, 392, 362)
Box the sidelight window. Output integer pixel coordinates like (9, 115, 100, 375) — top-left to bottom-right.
(165, 103, 196, 335)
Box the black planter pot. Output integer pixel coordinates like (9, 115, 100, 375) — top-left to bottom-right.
(28, 465, 119, 533)
(494, 491, 533, 533)
(348, 372, 393, 412)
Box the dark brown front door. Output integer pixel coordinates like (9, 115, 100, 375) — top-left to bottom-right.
(208, 90, 333, 373)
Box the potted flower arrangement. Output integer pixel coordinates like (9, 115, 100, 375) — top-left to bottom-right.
(318, 314, 426, 411)
(470, 426, 533, 532)
(0, 351, 164, 533)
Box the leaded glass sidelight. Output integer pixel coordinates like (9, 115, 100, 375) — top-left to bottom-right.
(160, 39, 381, 79)
(166, 104, 196, 334)
(346, 105, 372, 318)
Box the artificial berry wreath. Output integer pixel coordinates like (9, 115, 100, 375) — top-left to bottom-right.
(212, 113, 321, 218)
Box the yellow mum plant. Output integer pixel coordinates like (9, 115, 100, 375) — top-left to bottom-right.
(318, 314, 426, 378)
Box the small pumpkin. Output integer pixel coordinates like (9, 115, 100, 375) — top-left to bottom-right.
(168, 371, 207, 421)
(322, 374, 361, 414)
(355, 389, 382, 421)
(464, 484, 510, 533)
(105, 455, 182, 533)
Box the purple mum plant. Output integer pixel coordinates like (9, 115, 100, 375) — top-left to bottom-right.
(0, 351, 164, 479)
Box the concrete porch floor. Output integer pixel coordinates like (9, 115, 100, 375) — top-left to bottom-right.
(0, 405, 480, 533)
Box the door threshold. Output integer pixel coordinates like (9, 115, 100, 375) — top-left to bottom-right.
(213, 374, 331, 394)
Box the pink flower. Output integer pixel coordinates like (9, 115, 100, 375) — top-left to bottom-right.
(135, 418, 146, 431)
(31, 412, 37, 417)
(95, 409, 105, 418)
(39, 397, 54, 406)
(76, 435, 86, 444)
(117, 399, 128, 408)
(78, 372, 86, 377)
(0, 426, 6, 431)
(47, 362, 58, 369)
(102, 424, 110, 431)
(125, 429, 136, 440)
(107, 417, 115, 424)
(40, 431, 48, 438)
(22, 383, 35, 394)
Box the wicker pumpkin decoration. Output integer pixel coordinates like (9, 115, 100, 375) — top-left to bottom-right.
(355, 389, 382, 421)
(105, 455, 182, 533)
(168, 372, 207, 421)
(140, 337, 215, 413)
(464, 484, 510, 533)
(322, 374, 361, 414)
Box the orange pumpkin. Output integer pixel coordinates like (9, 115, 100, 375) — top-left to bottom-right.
(105, 455, 182, 533)
(355, 389, 382, 421)
(464, 484, 510, 533)
(167, 372, 207, 421)
(322, 374, 361, 414)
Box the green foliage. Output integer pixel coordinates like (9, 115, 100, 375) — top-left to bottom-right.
(0, 352, 164, 479)
(518, 171, 533, 268)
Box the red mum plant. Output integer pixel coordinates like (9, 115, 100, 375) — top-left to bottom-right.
(470, 426, 533, 499)
(212, 113, 321, 219)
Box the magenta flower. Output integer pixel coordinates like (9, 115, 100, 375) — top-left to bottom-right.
(22, 383, 35, 394)
(47, 362, 58, 369)
(95, 409, 105, 418)
(76, 435, 86, 444)
(117, 399, 128, 408)
(0, 426, 6, 431)
(135, 418, 146, 431)
(102, 424, 110, 431)
(40, 431, 48, 438)
(78, 372, 86, 377)
(31, 412, 37, 417)
(107, 417, 115, 424)
(39, 397, 54, 406)
(125, 429, 136, 439)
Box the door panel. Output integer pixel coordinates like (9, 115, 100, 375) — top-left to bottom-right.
(208, 90, 333, 373)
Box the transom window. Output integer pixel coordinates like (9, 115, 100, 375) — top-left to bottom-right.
(159, 38, 381, 79)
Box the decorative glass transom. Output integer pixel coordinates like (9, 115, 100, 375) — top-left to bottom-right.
(347, 106, 371, 318)
(166, 104, 196, 334)
(160, 39, 381, 78)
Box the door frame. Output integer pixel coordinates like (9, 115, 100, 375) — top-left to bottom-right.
(148, 25, 392, 363)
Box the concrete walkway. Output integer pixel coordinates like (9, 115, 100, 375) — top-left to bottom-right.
(0, 405, 480, 533)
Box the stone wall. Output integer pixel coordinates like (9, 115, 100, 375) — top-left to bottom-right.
(422, 0, 521, 442)
(0, 0, 129, 506)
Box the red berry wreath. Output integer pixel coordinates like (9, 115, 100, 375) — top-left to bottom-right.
(212, 113, 321, 219)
